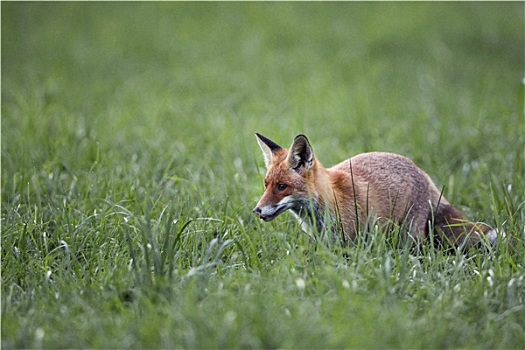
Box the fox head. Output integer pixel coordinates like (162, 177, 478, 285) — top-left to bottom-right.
(253, 133, 315, 222)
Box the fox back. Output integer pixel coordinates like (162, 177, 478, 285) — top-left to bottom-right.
(253, 133, 498, 249)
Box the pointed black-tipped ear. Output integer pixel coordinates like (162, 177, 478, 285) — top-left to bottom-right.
(255, 133, 282, 168)
(287, 134, 314, 174)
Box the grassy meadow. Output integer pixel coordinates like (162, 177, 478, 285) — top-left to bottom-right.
(2, 2, 524, 348)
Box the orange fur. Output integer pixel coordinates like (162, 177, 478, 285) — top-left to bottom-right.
(254, 133, 495, 249)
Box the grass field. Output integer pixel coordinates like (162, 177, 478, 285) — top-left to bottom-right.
(2, 2, 524, 348)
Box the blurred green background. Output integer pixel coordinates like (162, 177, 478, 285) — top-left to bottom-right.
(3, 2, 522, 163)
(2, 2, 524, 348)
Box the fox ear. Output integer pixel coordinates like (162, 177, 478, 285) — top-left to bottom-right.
(288, 134, 314, 174)
(255, 133, 282, 168)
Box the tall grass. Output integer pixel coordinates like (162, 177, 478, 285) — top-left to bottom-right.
(2, 2, 524, 348)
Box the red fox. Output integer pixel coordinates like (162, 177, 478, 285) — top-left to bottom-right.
(253, 133, 499, 249)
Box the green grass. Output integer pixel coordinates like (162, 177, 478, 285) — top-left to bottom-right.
(2, 2, 524, 348)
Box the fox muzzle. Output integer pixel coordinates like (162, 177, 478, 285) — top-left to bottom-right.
(253, 203, 290, 222)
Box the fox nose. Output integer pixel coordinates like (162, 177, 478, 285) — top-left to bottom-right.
(253, 207, 266, 220)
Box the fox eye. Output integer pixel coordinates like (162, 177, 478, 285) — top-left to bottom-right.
(276, 183, 288, 191)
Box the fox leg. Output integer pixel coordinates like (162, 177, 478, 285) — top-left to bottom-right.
(407, 214, 431, 244)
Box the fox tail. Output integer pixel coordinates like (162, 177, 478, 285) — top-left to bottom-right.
(431, 203, 504, 249)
